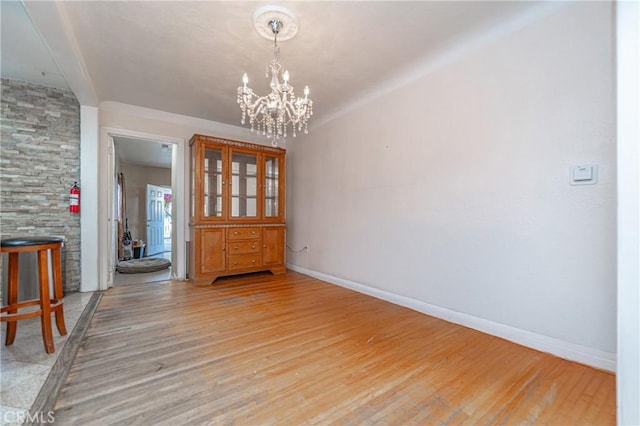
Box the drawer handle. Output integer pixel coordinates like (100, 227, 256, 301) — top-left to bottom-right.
(262, 244, 266, 248)
(234, 246, 238, 250)
(251, 245, 256, 249)
(252, 259, 256, 263)
(233, 261, 238, 265)
(251, 231, 256, 235)
(233, 231, 238, 235)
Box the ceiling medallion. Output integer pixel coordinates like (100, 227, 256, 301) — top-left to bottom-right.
(252, 5, 299, 41)
(237, 6, 313, 146)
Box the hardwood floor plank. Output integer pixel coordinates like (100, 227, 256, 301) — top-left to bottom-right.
(52, 271, 615, 425)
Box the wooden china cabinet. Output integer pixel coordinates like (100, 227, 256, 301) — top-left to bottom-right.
(189, 134, 286, 285)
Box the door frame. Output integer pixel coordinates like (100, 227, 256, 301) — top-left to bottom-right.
(99, 127, 186, 289)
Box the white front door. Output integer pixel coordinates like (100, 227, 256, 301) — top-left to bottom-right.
(146, 184, 165, 256)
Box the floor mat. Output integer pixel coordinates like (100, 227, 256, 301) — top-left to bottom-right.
(116, 258, 171, 274)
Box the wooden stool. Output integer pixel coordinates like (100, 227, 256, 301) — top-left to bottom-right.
(1, 236, 67, 353)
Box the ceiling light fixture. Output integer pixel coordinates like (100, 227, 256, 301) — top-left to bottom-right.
(237, 6, 313, 146)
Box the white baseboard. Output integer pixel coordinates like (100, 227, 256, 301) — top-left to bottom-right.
(287, 264, 616, 372)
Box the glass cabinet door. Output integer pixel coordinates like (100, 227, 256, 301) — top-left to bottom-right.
(203, 146, 223, 218)
(231, 151, 258, 218)
(264, 155, 280, 218)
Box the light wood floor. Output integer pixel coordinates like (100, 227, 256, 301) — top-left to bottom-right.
(53, 271, 615, 424)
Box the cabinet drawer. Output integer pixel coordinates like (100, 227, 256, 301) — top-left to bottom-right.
(228, 253, 261, 270)
(228, 227, 261, 240)
(227, 240, 260, 254)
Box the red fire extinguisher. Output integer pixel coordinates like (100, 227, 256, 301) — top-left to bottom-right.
(69, 182, 80, 213)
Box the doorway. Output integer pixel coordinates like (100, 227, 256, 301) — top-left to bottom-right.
(113, 137, 175, 286)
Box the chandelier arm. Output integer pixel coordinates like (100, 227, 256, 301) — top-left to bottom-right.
(253, 104, 267, 123)
(292, 99, 308, 121)
(298, 103, 310, 120)
(240, 93, 254, 109)
(283, 102, 302, 126)
(241, 94, 271, 118)
(239, 89, 257, 107)
(248, 94, 271, 109)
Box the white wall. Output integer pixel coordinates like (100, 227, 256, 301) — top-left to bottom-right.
(287, 2, 616, 369)
(616, 1, 640, 424)
(80, 105, 100, 292)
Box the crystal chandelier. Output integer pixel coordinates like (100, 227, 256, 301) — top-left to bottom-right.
(237, 19, 313, 146)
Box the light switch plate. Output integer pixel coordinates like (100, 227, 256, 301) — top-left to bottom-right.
(570, 165, 598, 185)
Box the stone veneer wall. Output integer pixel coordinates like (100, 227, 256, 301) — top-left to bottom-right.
(1, 78, 81, 292)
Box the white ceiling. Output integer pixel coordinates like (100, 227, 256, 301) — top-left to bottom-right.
(2, 1, 545, 166)
(114, 137, 174, 169)
(0, 1, 69, 90)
